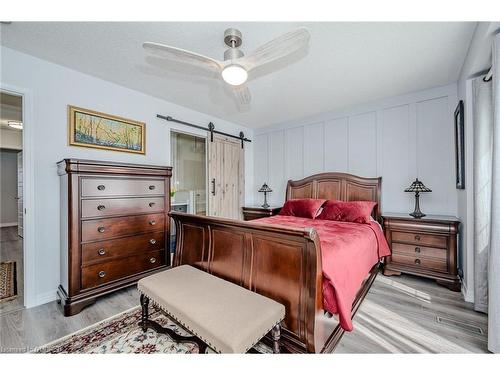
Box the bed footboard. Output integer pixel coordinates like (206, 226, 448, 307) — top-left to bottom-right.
(170, 212, 324, 353)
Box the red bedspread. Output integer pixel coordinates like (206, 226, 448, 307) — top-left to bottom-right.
(253, 215, 391, 331)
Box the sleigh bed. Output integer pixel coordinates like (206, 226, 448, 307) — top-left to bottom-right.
(170, 172, 386, 353)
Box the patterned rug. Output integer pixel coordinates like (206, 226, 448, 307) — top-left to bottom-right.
(35, 306, 271, 354)
(0, 261, 17, 303)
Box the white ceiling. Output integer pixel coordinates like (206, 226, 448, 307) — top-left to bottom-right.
(0, 22, 476, 128)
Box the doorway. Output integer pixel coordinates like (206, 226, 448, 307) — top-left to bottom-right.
(170, 131, 207, 252)
(0, 91, 24, 313)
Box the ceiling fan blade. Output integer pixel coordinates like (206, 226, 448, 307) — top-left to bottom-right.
(232, 84, 252, 106)
(143, 42, 223, 72)
(237, 27, 310, 71)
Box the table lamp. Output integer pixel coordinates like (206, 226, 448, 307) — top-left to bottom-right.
(404, 178, 432, 218)
(258, 183, 272, 209)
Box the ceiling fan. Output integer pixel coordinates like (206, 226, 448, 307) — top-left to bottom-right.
(142, 27, 310, 105)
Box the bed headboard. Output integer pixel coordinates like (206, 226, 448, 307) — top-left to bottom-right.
(285, 172, 382, 222)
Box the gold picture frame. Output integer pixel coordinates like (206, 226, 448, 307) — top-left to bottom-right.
(68, 105, 146, 154)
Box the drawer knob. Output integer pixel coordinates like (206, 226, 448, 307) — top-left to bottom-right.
(98, 248, 106, 256)
(414, 259, 421, 265)
(97, 205, 106, 211)
(149, 238, 156, 245)
(149, 185, 156, 190)
(150, 257, 157, 264)
(97, 185, 106, 191)
(149, 220, 156, 226)
(98, 271, 106, 278)
(98, 226, 105, 233)
(415, 247, 421, 253)
(149, 202, 155, 207)
(415, 235, 421, 241)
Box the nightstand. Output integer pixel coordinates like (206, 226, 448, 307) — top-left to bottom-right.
(241, 206, 281, 221)
(382, 213, 461, 291)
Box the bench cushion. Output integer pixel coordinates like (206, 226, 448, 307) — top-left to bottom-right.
(137, 265, 285, 353)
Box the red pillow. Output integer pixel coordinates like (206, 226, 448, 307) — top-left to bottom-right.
(279, 198, 326, 219)
(316, 200, 377, 224)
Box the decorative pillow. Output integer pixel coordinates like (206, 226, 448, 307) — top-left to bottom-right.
(279, 198, 327, 219)
(316, 200, 377, 224)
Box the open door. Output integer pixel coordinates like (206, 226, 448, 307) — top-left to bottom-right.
(17, 151, 23, 238)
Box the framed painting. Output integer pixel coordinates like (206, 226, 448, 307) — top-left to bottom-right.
(68, 106, 145, 154)
(454, 100, 465, 189)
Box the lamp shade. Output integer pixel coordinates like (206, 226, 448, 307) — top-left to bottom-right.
(404, 178, 432, 193)
(258, 183, 272, 193)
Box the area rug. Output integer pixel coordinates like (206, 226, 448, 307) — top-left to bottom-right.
(35, 306, 271, 354)
(0, 261, 17, 303)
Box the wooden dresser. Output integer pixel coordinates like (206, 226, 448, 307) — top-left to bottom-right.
(57, 159, 172, 316)
(241, 206, 281, 221)
(382, 213, 461, 291)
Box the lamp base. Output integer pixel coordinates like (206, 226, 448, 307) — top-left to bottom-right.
(410, 192, 425, 218)
(409, 212, 426, 219)
(261, 191, 269, 209)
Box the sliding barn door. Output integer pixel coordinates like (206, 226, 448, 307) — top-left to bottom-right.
(208, 135, 244, 219)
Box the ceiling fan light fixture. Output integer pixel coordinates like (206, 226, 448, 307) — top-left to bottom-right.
(221, 64, 248, 86)
(8, 121, 23, 130)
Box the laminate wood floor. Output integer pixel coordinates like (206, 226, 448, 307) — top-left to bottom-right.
(0, 272, 488, 353)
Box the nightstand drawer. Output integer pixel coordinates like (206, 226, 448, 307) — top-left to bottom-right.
(392, 231, 447, 248)
(392, 242, 447, 260)
(391, 253, 447, 272)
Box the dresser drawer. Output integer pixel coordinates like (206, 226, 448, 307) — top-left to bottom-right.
(391, 253, 447, 272)
(81, 213, 165, 242)
(81, 250, 165, 289)
(81, 231, 165, 265)
(81, 178, 165, 197)
(392, 242, 447, 260)
(392, 231, 447, 248)
(81, 197, 165, 218)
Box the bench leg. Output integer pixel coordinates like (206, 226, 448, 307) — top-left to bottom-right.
(271, 323, 281, 354)
(140, 294, 149, 333)
(138, 293, 209, 353)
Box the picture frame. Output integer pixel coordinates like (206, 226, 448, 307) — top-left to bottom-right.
(454, 100, 465, 189)
(68, 105, 145, 154)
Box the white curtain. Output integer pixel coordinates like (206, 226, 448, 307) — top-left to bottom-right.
(489, 33, 500, 353)
(472, 76, 492, 314)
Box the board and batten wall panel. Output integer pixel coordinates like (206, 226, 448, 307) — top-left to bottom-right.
(324, 118, 349, 171)
(348, 112, 377, 177)
(416, 97, 456, 215)
(303, 122, 325, 176)
(253, 84, 458, 217)
(268, 131, 286, 204)
(285, 127, 304, 181)
(379, 104, 412, 213)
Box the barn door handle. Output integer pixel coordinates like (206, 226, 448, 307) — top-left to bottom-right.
(211, 178, 216, 196)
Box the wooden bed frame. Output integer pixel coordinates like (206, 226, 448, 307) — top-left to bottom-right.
(170, 172, 382, 353)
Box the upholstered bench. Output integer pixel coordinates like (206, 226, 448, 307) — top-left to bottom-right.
(137, 265, 285, 353)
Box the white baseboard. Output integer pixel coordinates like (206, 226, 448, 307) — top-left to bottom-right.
(36, 290, 57, 306)
(0, 222, 18, 228)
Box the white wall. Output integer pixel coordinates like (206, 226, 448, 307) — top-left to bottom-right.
(0, 149, 18, 225)
(252, 84, 458, 220)
(1, 46, 254, 306)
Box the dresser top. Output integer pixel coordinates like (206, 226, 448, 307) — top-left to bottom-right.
(382, 212, 460, 223)
(57, 158, 172, 176)
(242, 205, 282, 211)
